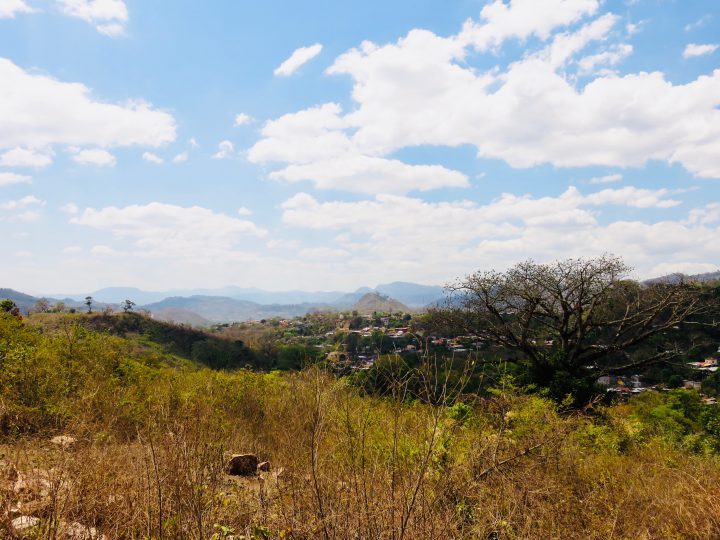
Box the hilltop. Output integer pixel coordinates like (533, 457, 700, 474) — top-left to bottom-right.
(352, 292, 410, 314)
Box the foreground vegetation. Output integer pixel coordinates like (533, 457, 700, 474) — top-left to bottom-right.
(1, 311, 720, 539)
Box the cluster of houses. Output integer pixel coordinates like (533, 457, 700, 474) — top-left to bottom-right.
(596, 355, 718, 403)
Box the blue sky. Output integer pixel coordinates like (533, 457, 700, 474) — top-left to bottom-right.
(0, 0, 719, 294)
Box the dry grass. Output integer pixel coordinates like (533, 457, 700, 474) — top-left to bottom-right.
(2, 314, 720, 538)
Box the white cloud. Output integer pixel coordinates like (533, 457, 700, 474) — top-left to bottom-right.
(274, 43, 323, 76)
(683, 43, 719, 58)
(172, 151, 188, 163)
(56, 0, 128, 36)
(61, 202, 79, 214)
(91, 244, 122, 256)
(234, 113, 253, 126)
(237, 206, 252, 216)
(588, 173, 622, 184)
(0, 148, 53, 168)
(299, 247, 350, 259)
(0, 57, 176, 151)
(650, 261, 718, 277)
(212, 140, 235, 159)
(578, 43, 633, 74)
(685, 15, 712, 32)
(250, 7, 720, 189)
(62, 245, 82, 254)
(0, 171, 32, 186)
(248, 102, 468, 194)
(189, 137, 199, 147)
(0, 0, 34, 18)
(71, 148, 116, 166)
(0, 194, 44, 210)
(142, 151, 164, 164)
(280, 186, 716, 282)
(458, 0, 600, 51)
(71, 202, 267, 258)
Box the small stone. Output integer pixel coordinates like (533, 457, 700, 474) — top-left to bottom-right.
(51, 435, 77, 449)
(11, 515, 40, 533)
(257, 461, 271, 472)
(64, 521, 106, 539)
(226, 454, 259, 476)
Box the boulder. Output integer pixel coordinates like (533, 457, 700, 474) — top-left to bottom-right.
(11, 515, 40, 535)
(226, 454, 258, 476)
(51, 435, 77, 449)
(258, 461, 271, 472)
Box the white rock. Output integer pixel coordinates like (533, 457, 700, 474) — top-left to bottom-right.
(11, 515, 40, 532)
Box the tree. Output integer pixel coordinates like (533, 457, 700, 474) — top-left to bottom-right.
(432, 255, 717, 403)
(33, 298, 50, 313)
(122, 299, 136, 313)
(84, 296, 93, 314)
(1, 299, 20, 317)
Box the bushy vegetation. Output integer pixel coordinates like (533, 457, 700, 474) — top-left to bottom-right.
(1, 311, 720, 538)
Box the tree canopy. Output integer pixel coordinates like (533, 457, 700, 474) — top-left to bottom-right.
(430, 255, 718, 403)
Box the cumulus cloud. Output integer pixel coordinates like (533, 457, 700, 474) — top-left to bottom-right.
(234, 113, 253, 126)
(0, 148, 53, 168)
(212, 140, 235, 159)
(142, 151, 163, 164)
(0, 0, 34, 18)
(249, 3, 720, 190)
(683, 43, 719, 58)
(280, 186, 717, 282)
(248, 103, 468, 193)
(0, 171, 32, 186)
(0, 57, 176, 152)
(71, 148, 116, 166)
(71, 202, 267, 258)
(172, 151, 188, 163)
(56, 0, 128, 36)
(0, 194, 44, 210)
(588, 173, 622, 184)
(61, 202, 79, 214)
(274, 43, 323, 76)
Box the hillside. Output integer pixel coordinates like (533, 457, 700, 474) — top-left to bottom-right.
(151, 307, 212, 327)
(2, 310, 720, 538)
(143, 295, 334, 322)
(352, 292, 410, 314)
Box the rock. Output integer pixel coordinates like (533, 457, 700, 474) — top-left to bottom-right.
(226, 454, 259, 476)
(257, 461, 271, 472)
(64, 521, 106, 539)
(51, 435, 77, 449)
(11, 515, 40, 534)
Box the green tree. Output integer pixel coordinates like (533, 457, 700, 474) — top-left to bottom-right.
(1, 299, 20, 317)
(122, 299, 136, 313)
(84, 296, 93, 314)
(432, 256, 716, 403)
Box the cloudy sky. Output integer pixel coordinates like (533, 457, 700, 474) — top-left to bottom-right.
(1, 0, 719, 294)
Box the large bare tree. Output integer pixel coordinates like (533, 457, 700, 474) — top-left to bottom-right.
(432, 255, 718, 401)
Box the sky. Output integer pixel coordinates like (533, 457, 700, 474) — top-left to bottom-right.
(0, 0, 719, 295)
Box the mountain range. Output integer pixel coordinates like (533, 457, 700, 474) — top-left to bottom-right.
(2, 282, 445, 325)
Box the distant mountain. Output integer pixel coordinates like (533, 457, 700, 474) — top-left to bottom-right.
(352, 293, 410, 315)
(374, 282, 444, 307)
(84, 287, 169, 305)
(143, 296, 335, 323)
(0, 288, 93, 314)
(48, 282, 445, 309)
(0, 288, 40, 313)
(151, 308, 212, 327)
(645, 270, 720, 285)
